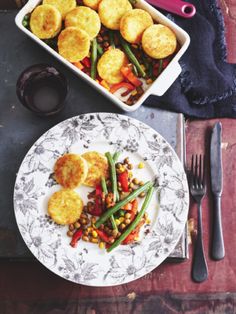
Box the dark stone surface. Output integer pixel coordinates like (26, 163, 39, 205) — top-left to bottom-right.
(0, 11, 181, 258)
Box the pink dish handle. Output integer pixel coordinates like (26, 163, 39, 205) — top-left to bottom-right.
(147, 0, 196, 18)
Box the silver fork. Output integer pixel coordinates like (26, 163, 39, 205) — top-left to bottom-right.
(190, 155, 208, 283)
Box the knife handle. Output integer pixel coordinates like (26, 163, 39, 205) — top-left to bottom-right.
(212, 195, 225, 260)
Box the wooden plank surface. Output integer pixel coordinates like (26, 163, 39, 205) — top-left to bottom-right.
(219, 0, 236, 63)
(0, 119, 236, 313)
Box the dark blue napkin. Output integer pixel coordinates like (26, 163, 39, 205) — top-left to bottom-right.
(145, 0, 236, 118)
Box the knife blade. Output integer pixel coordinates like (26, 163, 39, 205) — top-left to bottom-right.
(210, 122, 225, 260)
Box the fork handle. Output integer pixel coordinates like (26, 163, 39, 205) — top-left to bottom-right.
(192, 203, 208, 283)
(212, 195, 225, 260)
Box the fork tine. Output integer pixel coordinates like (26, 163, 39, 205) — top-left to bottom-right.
(194, 154, 198, 186)
(191, 155, 194, 184)
(199, 154, 202, 185)
(203, 154, 206, 186)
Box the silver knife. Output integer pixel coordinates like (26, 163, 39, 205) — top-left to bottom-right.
(210, 122, 225, 260)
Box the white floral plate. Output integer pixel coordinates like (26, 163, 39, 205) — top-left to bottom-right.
(14, 113, 189, 286)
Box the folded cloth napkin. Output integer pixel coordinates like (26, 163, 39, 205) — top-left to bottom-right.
(145, 0, 236, 118)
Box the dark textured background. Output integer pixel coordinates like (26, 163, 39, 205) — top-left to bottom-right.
(0, 11, 183, 258)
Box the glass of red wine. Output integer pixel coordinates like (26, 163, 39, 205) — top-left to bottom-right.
(16, 64, 68, 116)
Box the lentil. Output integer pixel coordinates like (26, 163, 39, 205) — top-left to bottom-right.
(69, 224, 75, 231)
(125, 213, 131, 219)
(91, 217, 96, 224)
(132, 178, 140, 185)
(139, 192, 146, 198)
(120, 223, 126, 230)
(124, 157, 129, 164)
(125, 219, 131, 225)
(74, 222, 81, 229)
(82, 235, 89, 242)
(67, 231, 74, 237)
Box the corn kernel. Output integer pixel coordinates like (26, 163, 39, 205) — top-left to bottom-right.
(92, 230, 98, 238)
(134, 236, 139, 241)
(146, 219, 151, 224)
(131, 90, 137, 96)
(138, 162, 145, 169)
(119, 217, 125, 223)
(99, 242, 105, 249)
(115, 219, 121, 226)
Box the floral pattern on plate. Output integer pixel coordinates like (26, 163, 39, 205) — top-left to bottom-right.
(14, 113, 189, 286)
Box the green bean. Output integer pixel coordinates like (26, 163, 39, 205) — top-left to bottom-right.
(119, 35, 146, 78)
(132, 64, 139, 77)
(95, 181, 152, 228)
(101, 176, 108, 195)
(103, 157, 118, 231)
(109, 31, 115, 48)
(158, 59, 163, 75)
(105, 152, 118, 203)
(107, 186, 154, 252)
(110, 215, 118, 230)
(97, 44, 103, 56)
(91, 38, 98, 80)
(113, 151, 121, 163)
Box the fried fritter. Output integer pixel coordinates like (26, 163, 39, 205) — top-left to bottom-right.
(30, 4, 62, 39)
(97, 48, 128, 84)
(43, 0, 76, 19)
(54, 153, 88, 189)
(81, 151, 109, 187)
(98, 0, 132, 30)
(142, 24, 177, 59)
(120, 9, 153, 44)
(65, 6, 101, 40)
(58, 27, 90, 62)
(48, 189, 83, 225)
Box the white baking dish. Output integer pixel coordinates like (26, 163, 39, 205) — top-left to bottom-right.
(15, 0, 190, 112)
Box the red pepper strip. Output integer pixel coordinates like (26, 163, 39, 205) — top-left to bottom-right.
(70, 228, 83, 248)
(81, 57, 91, 68)
(163, 58, 170, 69)
(90, 185, 103, 216)
(110, 82, 135, 94)
(96, 184, 102, 196)
(118, 171, 129, 192)
(128, 199, 138, 220)
(97, 229, 113, 243)
(122, 218, 145, 245)
(121, 66, 142, 87)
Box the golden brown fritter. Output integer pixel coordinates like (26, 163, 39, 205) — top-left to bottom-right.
(54, 153, 88, 189)
(81, 151, 109, 187)
(142, 24, 177, 59)
(48, 189, 83, 225)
